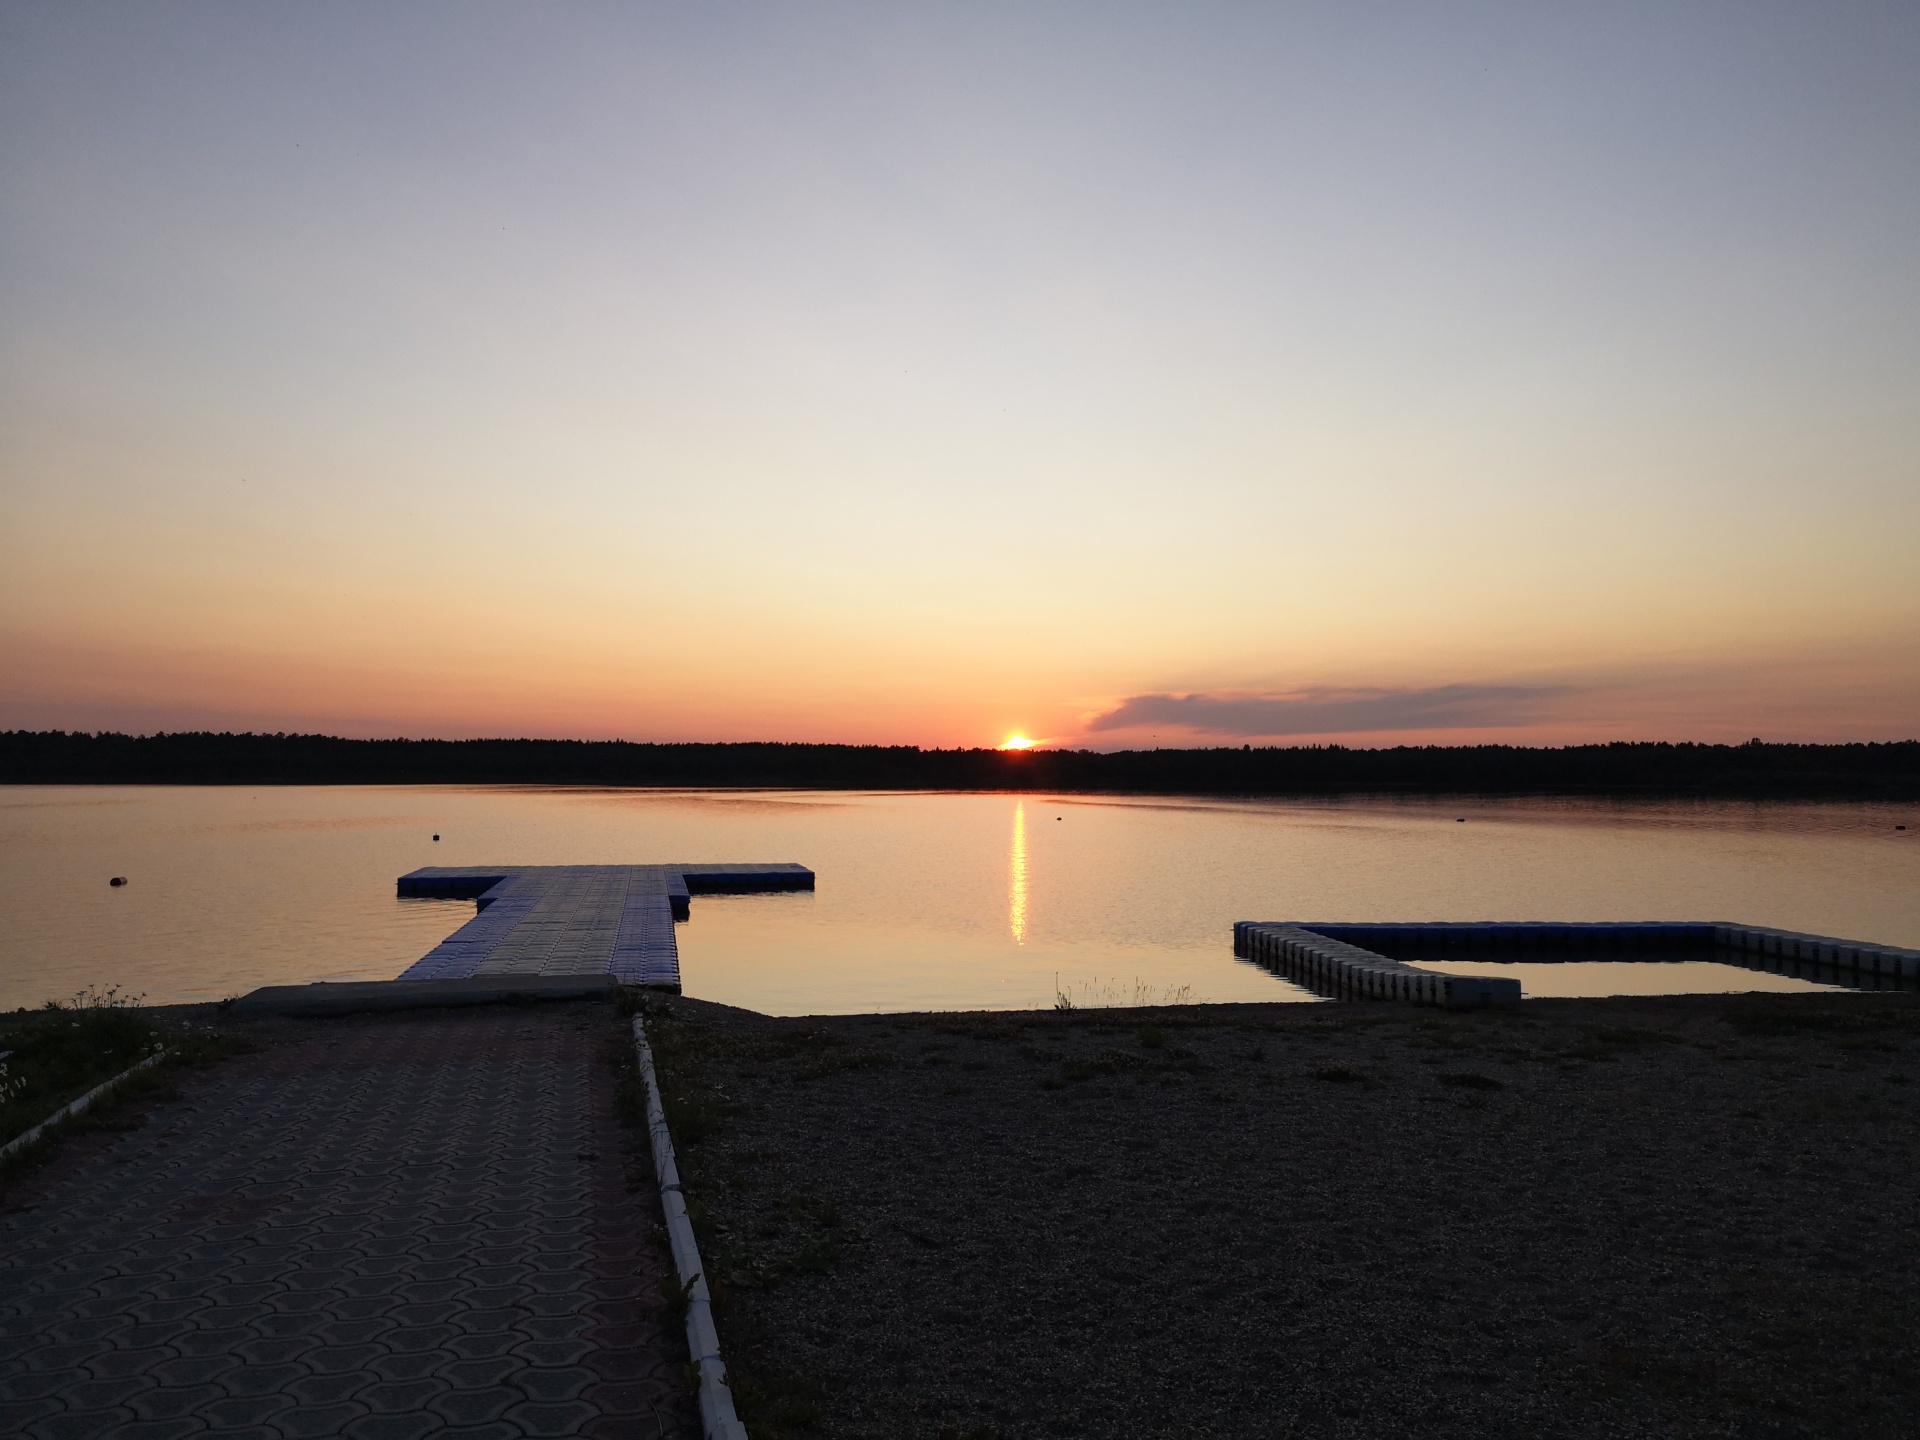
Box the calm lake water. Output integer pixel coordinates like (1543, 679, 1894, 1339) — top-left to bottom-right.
(2, 785, 1915, 1014)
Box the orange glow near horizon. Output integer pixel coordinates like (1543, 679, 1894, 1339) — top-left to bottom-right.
(1001, 736, 1034, 750)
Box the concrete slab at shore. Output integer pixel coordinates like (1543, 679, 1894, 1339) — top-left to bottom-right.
(230, 974, 618, 1017)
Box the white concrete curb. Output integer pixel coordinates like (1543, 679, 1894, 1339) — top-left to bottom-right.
(632, 1016, 750, 1440)
(0, 1048, 170, 1162)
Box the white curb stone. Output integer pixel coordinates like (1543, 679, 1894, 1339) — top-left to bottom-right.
(0, 1048, 169, 1161)
(632, 1015, 750, 1440)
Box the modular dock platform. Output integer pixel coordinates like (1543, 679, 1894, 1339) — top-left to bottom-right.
(394, 863, 814, 990)
(1235, 920, 1920, 1006)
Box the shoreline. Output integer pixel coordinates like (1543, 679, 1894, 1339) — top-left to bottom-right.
(8, 733, 1918, 800)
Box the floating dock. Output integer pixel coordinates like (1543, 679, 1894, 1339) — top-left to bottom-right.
(1234, 920, 1920, 1007)
(395, 863, 813, 990)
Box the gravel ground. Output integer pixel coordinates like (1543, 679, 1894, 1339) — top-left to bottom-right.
(645, 991, 1920, 1440)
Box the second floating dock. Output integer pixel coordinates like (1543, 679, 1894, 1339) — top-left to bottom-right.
(1234, 919, 1920, 1006)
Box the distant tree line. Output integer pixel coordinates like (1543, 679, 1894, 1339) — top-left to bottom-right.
(3, 731, 1917, 797)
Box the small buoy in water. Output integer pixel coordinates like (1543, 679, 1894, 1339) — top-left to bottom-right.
(433, 834, 440, 841)
(109, 876, 128, 887)
(1456, 818, 1465, 823)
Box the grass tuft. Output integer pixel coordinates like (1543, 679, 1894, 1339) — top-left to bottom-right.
(0, 986, 165, 1146)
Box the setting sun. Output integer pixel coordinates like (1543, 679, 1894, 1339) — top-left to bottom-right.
(1001, 736, 1034, 750)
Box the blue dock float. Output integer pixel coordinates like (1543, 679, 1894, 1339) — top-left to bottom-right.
(396, 863, 813, 991)
(1232, 920, 1920, 1007)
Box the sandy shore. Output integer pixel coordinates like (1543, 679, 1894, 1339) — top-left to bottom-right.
(646, 990, 1920, 1440)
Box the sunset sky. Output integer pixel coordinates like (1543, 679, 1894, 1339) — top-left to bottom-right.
(3, 2, 1916, 749)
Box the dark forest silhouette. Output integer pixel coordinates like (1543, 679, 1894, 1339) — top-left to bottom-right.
(4, 731, 1916, 797)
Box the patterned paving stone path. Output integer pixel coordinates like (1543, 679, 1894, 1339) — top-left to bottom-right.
(0, 1004, 691, 1440)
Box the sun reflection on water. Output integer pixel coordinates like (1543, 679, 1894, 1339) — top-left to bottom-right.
(1009, 799, 1029, 945)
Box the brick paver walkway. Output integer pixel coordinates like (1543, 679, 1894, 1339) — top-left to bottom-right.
(0, 1005, 690, 1439)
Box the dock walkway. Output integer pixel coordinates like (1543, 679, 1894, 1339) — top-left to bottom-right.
(0, 1004, 688, 1440)
(397, 864, 813, 989)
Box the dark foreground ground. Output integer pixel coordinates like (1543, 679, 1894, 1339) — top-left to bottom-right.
(647, 991, 1920, 1440)
(0, 1002, 692, 1440)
